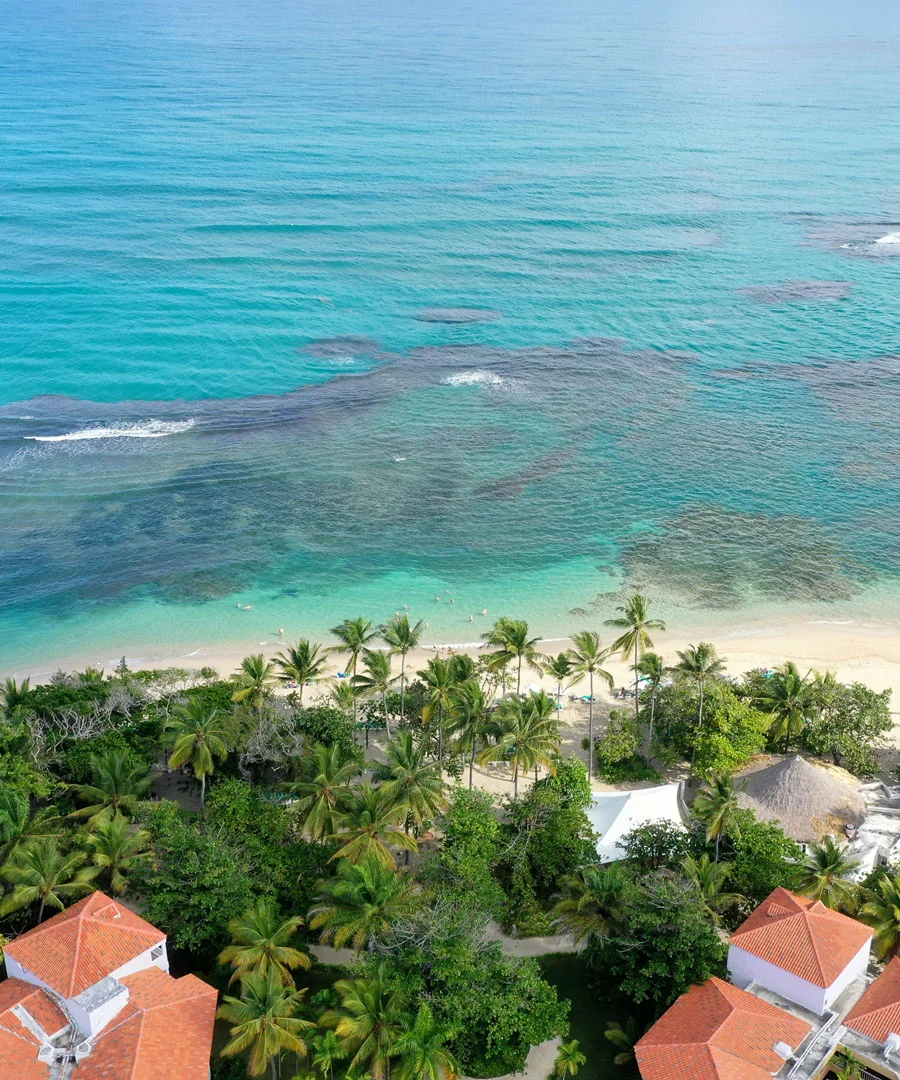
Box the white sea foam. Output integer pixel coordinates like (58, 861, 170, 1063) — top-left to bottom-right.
(26, 419, 195, 442)
(441, 370, 504, 387)
(875, 231, 900, 245)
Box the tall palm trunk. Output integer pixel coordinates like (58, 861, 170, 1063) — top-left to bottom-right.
(633, 638, 640, 724)
(382, 690, 391, 739)
(299, 683, 305, 707)
(200, 772, 206, 811)
(691, 679, 705, 766)
(400, 652, 407, 723)
(517, 654, 523, 695)
(648, 691, 657, 752)
(588, 672, 594, 780)
(513, 759, 519, 796)
(469, 741, 476, 790)
(37, 895, 46, 925)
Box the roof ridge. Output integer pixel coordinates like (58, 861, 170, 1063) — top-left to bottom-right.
(799, 906, 827, 985)
(69, 908, 88, 997)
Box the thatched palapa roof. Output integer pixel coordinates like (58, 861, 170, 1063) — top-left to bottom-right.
(735, 755, 865, 843)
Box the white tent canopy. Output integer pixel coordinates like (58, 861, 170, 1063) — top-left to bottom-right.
(587, 783, 685, 863)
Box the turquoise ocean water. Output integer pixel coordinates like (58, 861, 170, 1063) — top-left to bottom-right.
(3, 0, 900, 670)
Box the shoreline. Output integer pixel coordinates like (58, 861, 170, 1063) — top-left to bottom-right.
(12, 612, 900, 716)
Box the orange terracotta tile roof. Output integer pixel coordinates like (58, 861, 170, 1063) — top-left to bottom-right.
(0, 978, 69, 1080)
(4, 892, 165, 998)
(730, 887, 872, 989)
(845, 956, 900, 1044)
(73, 966, 218, 1080)
(635, 977, 811, 1080)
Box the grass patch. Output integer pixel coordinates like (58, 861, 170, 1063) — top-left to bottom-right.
(537, 953, 641, 1080)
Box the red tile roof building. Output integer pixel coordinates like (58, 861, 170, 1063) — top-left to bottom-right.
(634, 977, 811, 1080)
(730, 888, 873, 989)
(845, 956, 900, 1046)
(0, 892, 217, 1080)
(727, 887, 872, 1016)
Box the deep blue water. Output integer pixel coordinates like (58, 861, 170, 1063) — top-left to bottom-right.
(2, 0, 900, 667)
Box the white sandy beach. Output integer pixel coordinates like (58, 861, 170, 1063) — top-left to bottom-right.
(12, 612, 900, 794)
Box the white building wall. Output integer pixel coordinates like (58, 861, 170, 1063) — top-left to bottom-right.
(823, 940, 870, 1009)
(110, 940, 169, 981)
(3, 954, 37, 988)
(728, 945, 827, 1014)
(728, 938, 871, 1016)
(5, 938, 169, 1039)
(67, 988, 130, 1038)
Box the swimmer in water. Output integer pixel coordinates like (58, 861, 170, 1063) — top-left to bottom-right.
(481, 608, 488, 615)
(278, 627, 284, 636)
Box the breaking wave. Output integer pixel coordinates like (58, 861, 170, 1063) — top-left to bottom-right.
(25, 419, 195, 443)
(441, 370, 504, 387)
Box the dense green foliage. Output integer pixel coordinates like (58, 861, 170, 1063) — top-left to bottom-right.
(1, 601, 894, 1080)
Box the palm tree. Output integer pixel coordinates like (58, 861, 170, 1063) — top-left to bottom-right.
(795, 836, 860, 910)
(329, 619, 378, 730)
(354, 650, 395, 741)
(233, 654, 279, 718)
(482, 649, 513, 696)
(682, 854, 743, 923)
(553, 1040, 586, 1079)
(636, 651, 665, 750)
(275, 641, 328, 706)
(692, 772, 745, 861)
(382, 614, 424, 724)
(550, 864, 627, 944)
(330, 618, 378, 677)
(330, 678, 361, 729)
(448, 679, 492, 790)
(449, 654, 477, 684)
(603, 1020, 644, 1068)
(755, 661, 816, 753)
(0, 676, 30, 719)
(320, 964, 407, 1080)
(862, 874, 900, 958)
(543, 653, 574, 714)
(606, 593, 666, 723)
(312, 1031, 345, 1080)
(568, 632, 614, 780)
(218, 969, 314, 1080)
(85, 814, 153, 895)
(673, 642, 726, 747)
(330, 782, 417, 868)
(479, 692, 560, 796)
(280, 744, 361, 842)
(77, 667, 105, 687)
(420, 657, 457, 764)
(308, 853, 418, 953)
(0, 793, 63, 863)
(0, 840, 98, 924)
(69, 750, 153, 826)
(219, 898, 311, 986)
(481, 617, 542, 695)
(164, 699, 229, 810)
(373, 730, 447, 832)
(395, 1003, 458, 1080)
(831, 1051, 865, 1080)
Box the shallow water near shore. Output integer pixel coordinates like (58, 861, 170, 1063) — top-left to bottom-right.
(3, 0, 900, 670)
